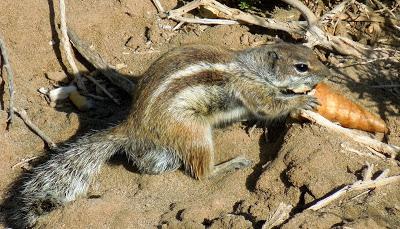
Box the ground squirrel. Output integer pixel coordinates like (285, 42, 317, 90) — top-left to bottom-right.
(7, 42, 329, 228)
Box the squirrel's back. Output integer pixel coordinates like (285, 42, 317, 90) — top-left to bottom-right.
(6, 43, 328, 228)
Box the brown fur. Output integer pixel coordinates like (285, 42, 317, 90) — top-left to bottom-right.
(7, 43, 330, 228)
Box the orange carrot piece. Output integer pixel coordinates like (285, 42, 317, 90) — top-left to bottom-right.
(314, 82, 388, 133)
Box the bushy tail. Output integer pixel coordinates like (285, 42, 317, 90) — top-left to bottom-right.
(7, 128, 129, 228)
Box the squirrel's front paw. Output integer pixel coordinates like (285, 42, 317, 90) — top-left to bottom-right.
(290, 95, 319, 119)
(298, 95, 320, 111)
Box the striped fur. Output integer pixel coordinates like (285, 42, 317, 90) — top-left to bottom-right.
(6, 43, 329, 228)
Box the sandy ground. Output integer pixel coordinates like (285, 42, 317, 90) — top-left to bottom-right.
(0, 0, 399, 228)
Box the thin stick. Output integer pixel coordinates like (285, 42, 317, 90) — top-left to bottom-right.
(166, 0, 399, 59)
(262, 203, 293, 229)
(320, 0, 353, 23)
(173, 21, 185, 31)
(300, 110, 400, 158)
(0, 34, 15, 127)
(169, 15, 238, 25)
(369, 84, 400, 88)
(86, 93, 106, 101)
(151, 0, 165, 13)
(308, 165, 400, 211)
(338, 56, 398, 68)
(349, 190, 370, 201)
(13, 107, 57, 149)
(59, 0, 86, 91)
(11, 156, 39, 170)
(280, 0, 318, 25)
(167, 0, 305, 34)
(340, 142, 385, 160)
(85, 71, 120, 105)
(67, 28, 135, 94)
(371, 0, 397, 18)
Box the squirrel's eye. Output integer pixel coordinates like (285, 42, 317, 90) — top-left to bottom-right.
(294, 64, 309, 73)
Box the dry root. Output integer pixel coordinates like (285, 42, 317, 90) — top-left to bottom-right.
(13, 108, 57, 149)
(67, 28, 135, 94)
(308, 162, 400, 211)
(59, 0, 86, 92)
(0, 34, 15, 128)
(300, 110, 399, 159)
(84, 71, 121, 105)
(262, 203, 293, 229)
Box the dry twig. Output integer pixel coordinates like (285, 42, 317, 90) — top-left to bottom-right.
(369, 84, 400, 88)
(262, 203, 293, 229)
(341, 143, 400, 167)
(300, 110, 400, 158)
(67, 28, 135, 94)
(165, 0, 399, 59)
(11, 156, 39, 170)
(13, 107, 57, 149)
(167, 0, 304, 34)
(84, 71, 120, 105)
(0, 34, 15, 128)
(308, 163, 400, 211)
(371, 0, 397, 18)
(59, 0, 86, 91)
(151, 0, 165, 13)
(280, 0, 317, 25)
(337, 56, 399, 68)
(320, 0, 353, 23)
(86, 93, 106, 101)
(340, 142, 385, 161)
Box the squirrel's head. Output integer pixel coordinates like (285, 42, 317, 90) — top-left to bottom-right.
(236, 43, 330, 93)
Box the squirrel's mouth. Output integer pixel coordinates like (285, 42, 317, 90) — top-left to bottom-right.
(281, 84, 314, 95)
(288, 84, 313, 93)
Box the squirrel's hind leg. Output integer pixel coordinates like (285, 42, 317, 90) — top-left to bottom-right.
(126, 144, 182, 175)
(177, 126, 252, 179)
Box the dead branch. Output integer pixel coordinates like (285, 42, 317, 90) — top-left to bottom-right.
(86, 93, 106, 101)
(13, 107, 57, 149)
(151, 0, 165, 13)
(167, 0, 305, 34)
(308, 163, 400, 211)
(369, 84, 400, 88)
(11, 156, 39, 170)
(337, 56, 398, 68)
(67, 28, 135, 94)
(340, 142, 399, 166)
(169, 16, 238, 25)
(165, 0, 399, 59)
(59, 0, 86, 91)
(280, 0, 318, 25)
(320, 0, 353, 23)
(262, 203, 293, 229)
(84, 71, 120, 105)
(0, 34, 15, 128)
(371, 0, 397, 18)
(300, 110, 400, 158)
(341, 142, 384, 160)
